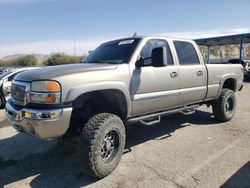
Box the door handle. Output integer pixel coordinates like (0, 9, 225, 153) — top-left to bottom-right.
(170, 72, 178, 78)
(197, 70, 203, 76)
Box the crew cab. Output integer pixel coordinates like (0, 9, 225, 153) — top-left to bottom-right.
(5, 36, 243, 178)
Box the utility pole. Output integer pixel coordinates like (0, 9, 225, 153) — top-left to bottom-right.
(74, 29, 76, 56)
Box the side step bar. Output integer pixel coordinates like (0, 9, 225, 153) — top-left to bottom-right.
(127, 104, 200, 126)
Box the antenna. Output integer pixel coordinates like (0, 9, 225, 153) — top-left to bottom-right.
(133, 32, 137, 37)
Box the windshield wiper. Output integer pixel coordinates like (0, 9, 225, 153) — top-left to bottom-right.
(86, 60, 123, 64)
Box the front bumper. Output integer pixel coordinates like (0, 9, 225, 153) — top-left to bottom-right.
(5, 101, 72, 139)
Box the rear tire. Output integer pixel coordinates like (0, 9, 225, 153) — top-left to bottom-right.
(212, 89, 236, 122)
(78, 113, 125, 178)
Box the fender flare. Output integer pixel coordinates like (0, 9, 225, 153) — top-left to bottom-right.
(216, 74, 237, 99)
(65, 81, 132, 116)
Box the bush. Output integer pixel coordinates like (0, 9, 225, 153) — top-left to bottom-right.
(0, 59, 17, 67)
(16, 55, 38, 66)
(0, 55, 38, 67)
(45, 53, 83, 66)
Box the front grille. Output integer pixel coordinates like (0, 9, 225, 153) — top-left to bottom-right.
(11, 83, 26, 103)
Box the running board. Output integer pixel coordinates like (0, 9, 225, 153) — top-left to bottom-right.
(127, 104, 200, 126)
(139, 116, 161, 126)
(180, 108, 196, 115)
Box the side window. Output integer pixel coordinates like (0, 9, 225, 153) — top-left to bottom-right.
(140, 42, 152, 66)
(139, 39, 174, 66)
(140, 42, 151, 59)
(174, 41, 200, 65)
(150, 40, 174, 65)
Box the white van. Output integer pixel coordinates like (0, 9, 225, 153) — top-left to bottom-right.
(0, 67, 39, 107)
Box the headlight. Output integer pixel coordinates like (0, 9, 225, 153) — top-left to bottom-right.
(30, 81, 61, 104)
(31, 81, 61, 92)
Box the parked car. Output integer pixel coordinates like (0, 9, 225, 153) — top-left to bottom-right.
(227, 59, 250, 81)
(0, 67, 38, 108)
(6, 36, 243, 178)
(0, 68, 11, 75)
(243, 59, 250, 81)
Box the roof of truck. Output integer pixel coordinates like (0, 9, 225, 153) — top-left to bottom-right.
(104, 36, 194, 43)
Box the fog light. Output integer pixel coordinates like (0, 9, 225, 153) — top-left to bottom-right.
(15, 109, 62, 121)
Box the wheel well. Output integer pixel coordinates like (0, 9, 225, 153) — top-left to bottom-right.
(67, 89, 127, 135)
(222, 78, 236, 91)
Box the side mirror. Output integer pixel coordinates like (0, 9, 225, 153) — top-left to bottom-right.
(152, 47, 167, 67)
(135, 57, 144, 68)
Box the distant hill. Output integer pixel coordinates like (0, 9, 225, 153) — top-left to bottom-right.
(1, 54, 49, 65)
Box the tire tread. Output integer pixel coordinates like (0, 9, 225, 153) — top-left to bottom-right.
(212, 88, 236, 122)
(79, 113, 125, 178)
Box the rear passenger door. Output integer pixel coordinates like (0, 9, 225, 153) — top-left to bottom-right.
(173, 40, 207, 105)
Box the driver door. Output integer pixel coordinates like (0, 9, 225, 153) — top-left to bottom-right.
(130, 39, 180, 115)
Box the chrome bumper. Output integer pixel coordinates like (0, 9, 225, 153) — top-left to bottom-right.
(5, 101, 72, 139)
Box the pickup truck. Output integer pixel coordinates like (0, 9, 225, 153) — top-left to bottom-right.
(5, 36, 243, 178)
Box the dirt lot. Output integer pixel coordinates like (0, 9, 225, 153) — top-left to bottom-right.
(0, 84, 250, 188)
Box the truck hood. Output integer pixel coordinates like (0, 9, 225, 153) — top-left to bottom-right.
(14, 63, 118, 82)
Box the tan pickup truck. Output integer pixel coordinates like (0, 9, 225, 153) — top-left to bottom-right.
(5, 36, 243, 178)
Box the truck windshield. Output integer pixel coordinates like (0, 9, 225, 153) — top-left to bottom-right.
(83, 38, 141, 64)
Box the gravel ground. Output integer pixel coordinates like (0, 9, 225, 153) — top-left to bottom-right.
(0, 83, 250, 188)
(0, 110, 8, 129)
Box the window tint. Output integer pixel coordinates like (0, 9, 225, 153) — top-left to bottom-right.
(84, 38, 141, 64)
(174, 41, 200, 65)
(140, 42, 152, 59)
(140, 39, 174, 66)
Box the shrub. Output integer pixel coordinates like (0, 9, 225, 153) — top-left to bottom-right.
(0, 55, 38, 67)
(16, 55, 38, 66)
(45, 53, 83, 66)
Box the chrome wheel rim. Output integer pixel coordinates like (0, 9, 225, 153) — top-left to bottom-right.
(101, 130, 119, 162)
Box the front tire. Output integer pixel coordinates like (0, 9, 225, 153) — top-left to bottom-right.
(78, 113, 125, 178)
(212, 89, 236, 122)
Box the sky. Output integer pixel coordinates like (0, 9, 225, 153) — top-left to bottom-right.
(0, 0, 250, 57)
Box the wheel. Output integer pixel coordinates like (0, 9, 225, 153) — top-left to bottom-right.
(212, 89, 236, 122)
(78, 113, 126, 178)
